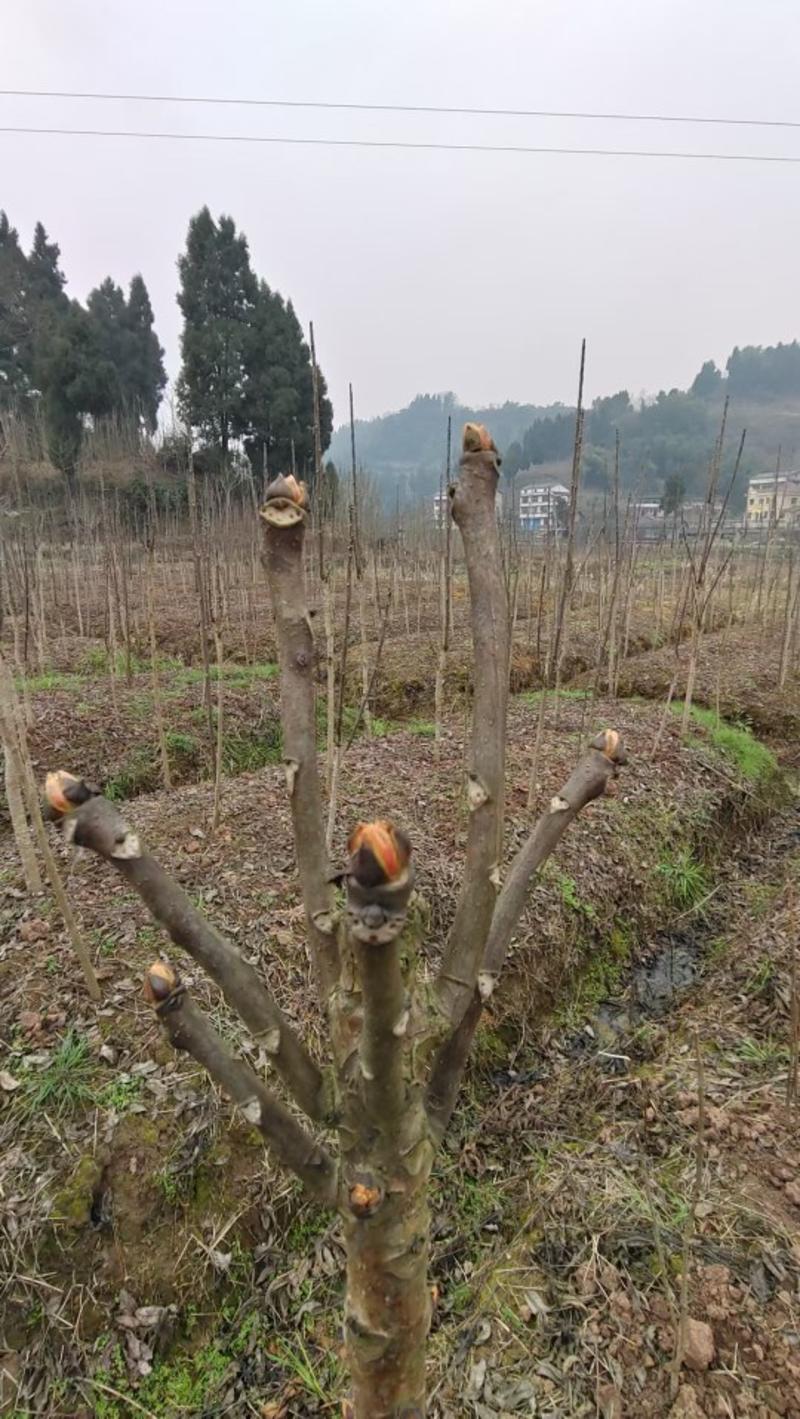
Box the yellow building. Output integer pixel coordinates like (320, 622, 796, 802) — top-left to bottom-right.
(746, 472, 800, 527)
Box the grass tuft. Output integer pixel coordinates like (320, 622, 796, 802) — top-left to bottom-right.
(16, 1032, 97, 1119)
(657, 848, 709, 910)
(674, 703, 778, 782)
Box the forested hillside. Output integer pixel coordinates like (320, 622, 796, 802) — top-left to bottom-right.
(334, 344, 800, 505)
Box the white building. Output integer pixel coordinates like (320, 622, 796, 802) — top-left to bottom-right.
(433, 491, 448, 527)
(746, 472, 800, 527)
(634, 500, 663, 521)
(433, 488, 501, 525)
(518, 480, 569, 532)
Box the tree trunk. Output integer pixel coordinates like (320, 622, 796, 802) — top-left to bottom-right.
(343, 1187, 431, 1418)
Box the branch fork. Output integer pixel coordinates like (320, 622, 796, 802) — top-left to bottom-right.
(40, 422, 633, 1419)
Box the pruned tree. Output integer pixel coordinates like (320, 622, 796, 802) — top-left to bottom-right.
(44, 423, 626, 1417)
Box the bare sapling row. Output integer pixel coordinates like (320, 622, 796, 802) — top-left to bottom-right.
(43, 423, 626, 1416)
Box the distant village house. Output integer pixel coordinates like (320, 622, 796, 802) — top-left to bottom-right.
(746, 471, 800, 527)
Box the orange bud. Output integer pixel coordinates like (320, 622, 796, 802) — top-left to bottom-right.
(462, 421, 497, 454)
(44, 770, 82, 815)
(143, 960, 177, 1006)
(347, 820, 410, 884)
(348, 1181, 383, 1216)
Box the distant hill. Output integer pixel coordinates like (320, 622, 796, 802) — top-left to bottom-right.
(331, 344, 800, 508)
(327, 393, 565, 501)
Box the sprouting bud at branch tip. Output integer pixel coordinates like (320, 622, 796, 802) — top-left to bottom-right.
(347, 820, 411, 887)
(259, 474, 308, 528)
(597, 728, 627, 764)
(44, 769, 87, 815)
(462, 421, 499, 457)
(143, 960, 178, 1006)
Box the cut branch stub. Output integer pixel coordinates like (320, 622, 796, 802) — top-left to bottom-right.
(44, 770, 96, 815)
(143, 959, 178, 1006)
(141, 960, 337, 1203)
(461, 422, 499, 457)
(435, 424, 508, 1026)
(44, 772, 330, 1124)
(425, 728, 628, 1141)
(346, 821, 413, 945)
(259, 473, 339, 1001)
(258, 474, 308, 528)
(45, 773, 141, 859)
(595, 726, 627, 767)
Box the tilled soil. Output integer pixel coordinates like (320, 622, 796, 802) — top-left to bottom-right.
(1, 691, 797, 1416)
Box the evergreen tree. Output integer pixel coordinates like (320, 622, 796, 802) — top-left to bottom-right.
(177, 208, 257, 455)
(86, 274, 166, 431)
(27, 222, 66, 304)
(690, 359, 723, 398)
(503, 440, 524, 477)
(86, 278, 128, 405)
(243, 282, 333, 484)
(22, 221, 69, 394)
(125, 274, 166, 431)
(661, 473, 686, 516)
(319, 458, 339, 519)
(37, 300, 117, 482)
(0, 212, 31, 401)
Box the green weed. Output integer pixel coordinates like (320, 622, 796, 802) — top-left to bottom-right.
(657, 849, 709, 910)
(17, 1031, 96, 1118)
(18, 670, 82, 693)
(407, 718, 436, 737)
(745, 958, 777, 997)
(286, 1202, 335, 1252)
(520, 687, 590, 704)
(164, 729, 199, 756)
(555, 871, 597, 920)
(370, 716, 394, 736)
(554, 921, 632, 1029)
(104, 746, 157, 800)
(221, 724, 282, 774)
(175, 661, 278, 688)
(90, 929, 117, 957)
(275, 1335, 337, 1403)
(735, 1036, 789, 1068)
(675, 703, 778, 783)
(98, 1076, 143, 1113)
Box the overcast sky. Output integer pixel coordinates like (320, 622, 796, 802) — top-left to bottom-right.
(2, 0, 799, 425)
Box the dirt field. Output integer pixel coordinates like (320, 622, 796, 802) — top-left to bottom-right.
(2, 634, 799, 1416)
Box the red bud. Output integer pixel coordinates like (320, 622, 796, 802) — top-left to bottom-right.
(347, 820, 410, 885)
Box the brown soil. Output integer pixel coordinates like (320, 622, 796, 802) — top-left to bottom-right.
(1, 684, 796, 1416)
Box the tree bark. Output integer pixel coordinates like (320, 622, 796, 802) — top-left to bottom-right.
(260, 482, 339, 1000)
(57, 790, 328, 1120)
(343, 1184, 430, 1419)
(437, 436, 508, 1024)
(339, 833, 433, 1418)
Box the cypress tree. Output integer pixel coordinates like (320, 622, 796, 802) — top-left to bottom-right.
(177, 207, 257, 457)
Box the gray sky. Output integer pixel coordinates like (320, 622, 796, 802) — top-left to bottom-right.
(2, 0, 800, 424)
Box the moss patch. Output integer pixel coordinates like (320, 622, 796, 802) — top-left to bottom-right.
(51, 1155, 104, 1230)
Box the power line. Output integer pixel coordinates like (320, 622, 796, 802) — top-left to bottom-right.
(1, 124, 799, 163)
(2, 87, 800, 131)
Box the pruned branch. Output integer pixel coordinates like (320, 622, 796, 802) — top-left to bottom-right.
(436, 428, 509, 1024)
(44, 775, 330, 1123)
(426, 730, 626, 1139)
(259, 476, 339, 1000)
(485, 729, 627, 977)
(144, 962, 336, 1204)
(345, 822, 414, 1127)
